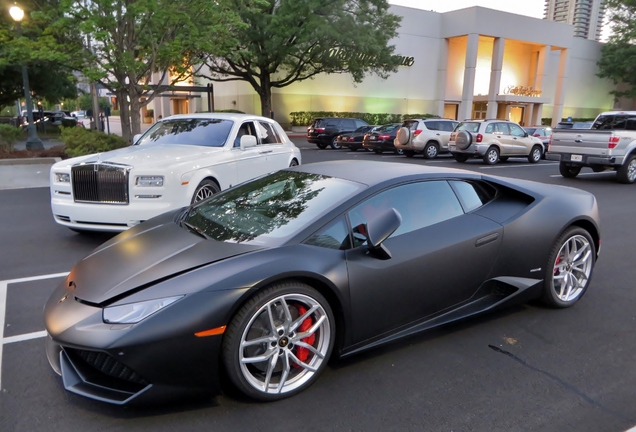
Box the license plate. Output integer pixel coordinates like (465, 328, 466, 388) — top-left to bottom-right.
(571, 154, 583, 162)
(369, 136, 376, 141)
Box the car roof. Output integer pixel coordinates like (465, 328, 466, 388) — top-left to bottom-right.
(293, 160, 476, 186)
(164, 113, 278, 122)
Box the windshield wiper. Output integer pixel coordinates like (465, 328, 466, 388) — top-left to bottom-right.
(180, 220, 210, 240)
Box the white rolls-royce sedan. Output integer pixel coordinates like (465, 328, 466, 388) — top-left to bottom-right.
(50, 113, 302, 232)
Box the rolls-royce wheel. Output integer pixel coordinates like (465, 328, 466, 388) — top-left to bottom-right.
(191, 179, 220, 204)
(222, 281, 335, 401)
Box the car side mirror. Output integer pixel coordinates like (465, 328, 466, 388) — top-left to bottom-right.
(132, 134, 142, 145)
(365, 208, 402, 260)
(524, 132, 529, 137)
(240, 135, 257, 149)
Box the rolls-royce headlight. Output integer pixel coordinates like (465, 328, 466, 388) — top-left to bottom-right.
(135, 176, 164, 187)
(54, 173, 70, 183)
(103, 296, 183, 324)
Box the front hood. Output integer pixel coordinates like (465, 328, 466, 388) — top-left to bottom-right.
(54, 144, 224, 170)
(66, 219, 263, 304)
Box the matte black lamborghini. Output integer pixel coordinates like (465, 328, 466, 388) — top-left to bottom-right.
(44, 160, 601, 405)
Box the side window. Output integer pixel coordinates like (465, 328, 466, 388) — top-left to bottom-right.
(234, 122, 257, 147)
(509, 123, 526, 137)
(439, 121, 456, 132)
(347, 181, 464, 246)
(485, 123, 495, 133)
(305, 217, 351, 250)
(325, 119, 340, 127)
(426, 121, 439, 131)
(355, 120, 367, 129)
(258, 121, 282, 145)
(449, 180, 496, 213)
(496, 123, 511, 135)
(342, 119, 356, 130)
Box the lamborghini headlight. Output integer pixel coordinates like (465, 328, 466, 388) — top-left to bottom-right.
(103, 296, 183, 324)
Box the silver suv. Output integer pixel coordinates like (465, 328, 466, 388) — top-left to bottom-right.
(394, 119, 459, 159)
(448, 119, 544, 165)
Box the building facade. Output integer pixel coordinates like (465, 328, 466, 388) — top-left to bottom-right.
(148, 5, 619, 129)
(544, 0, 606, 41)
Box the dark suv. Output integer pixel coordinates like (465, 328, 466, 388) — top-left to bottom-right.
(307, 117, 369, 149)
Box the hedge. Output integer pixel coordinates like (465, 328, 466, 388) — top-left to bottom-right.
(61, 126, 129, 158)
(289, 111, 440, 126)
(0, 124, 23, 151)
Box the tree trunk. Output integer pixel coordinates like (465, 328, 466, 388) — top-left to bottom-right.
(259, 75, 273, 119)
(118, 88, 133, 144)
(129, 88, 143, 136)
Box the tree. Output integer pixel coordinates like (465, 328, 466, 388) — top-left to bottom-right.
(597, 0, 636, 99)
(60, 0, 243, 142)
(199, 0, 403, 117)
(0, 0, 81, 109)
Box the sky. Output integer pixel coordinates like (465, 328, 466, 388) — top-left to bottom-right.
(387, 0, 545, 19)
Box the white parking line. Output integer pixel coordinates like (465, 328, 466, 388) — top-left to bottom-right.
(481, 163, 559, 169)
(0, 272, 68, 390)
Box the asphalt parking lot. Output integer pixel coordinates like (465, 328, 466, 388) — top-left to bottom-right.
(2, 139, 636, 432)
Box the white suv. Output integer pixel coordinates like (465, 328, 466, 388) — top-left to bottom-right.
(394, 118, 459, 159)
(448, 119, 544, 165)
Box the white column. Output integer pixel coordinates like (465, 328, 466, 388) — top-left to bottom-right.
(551, 48, 569, 128)
(532, 103, 544, 126)
(486, 37, 505, 119)
(435, 38, 450, 117)
(523, 104, 534, 127)
(534, 45, 551, 94)
(459, 33, 479, 121)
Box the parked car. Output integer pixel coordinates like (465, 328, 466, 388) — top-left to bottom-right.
(336, 125, 377, 151)
(49, 113, 301, 232)
(307, 117, 369, 149)
(523, 125, 553, 159)
(448, 119, 544, 165)
(362, 123, 402, 154)
(394, 118, 459, 158)
(71, 110, 87, 119)
(43, 160, 600, 404)
(547, 111, 636, 183)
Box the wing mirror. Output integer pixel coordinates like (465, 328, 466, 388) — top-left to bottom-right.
(365, 208, 402, 260)
(240, 135, 257, 149)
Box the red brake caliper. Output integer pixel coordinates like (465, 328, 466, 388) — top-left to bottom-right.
(293, 305, 315, 368)
(554, 255, 561, 276)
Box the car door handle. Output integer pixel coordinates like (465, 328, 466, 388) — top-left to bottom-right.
(259, 150, 273, 154)
(475, 232, 499, 247)
(436, 133, 440, 136)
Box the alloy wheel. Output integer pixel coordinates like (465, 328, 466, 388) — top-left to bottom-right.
(551, 234, 593, 302)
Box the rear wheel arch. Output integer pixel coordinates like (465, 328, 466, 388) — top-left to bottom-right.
(569, 220, 600, 257)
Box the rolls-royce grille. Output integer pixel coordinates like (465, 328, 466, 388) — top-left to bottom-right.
(72, 163, 129, 204)
(66, 348, 148, 385)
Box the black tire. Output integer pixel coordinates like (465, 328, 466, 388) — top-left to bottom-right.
(289, 159, 299, 167)
(540, 227, 595, 308)
(616, 154, 636, 184)
(394, 148, 404, 155)
(330, 136, 341, 150)
(499, 156, 509, 162)
(453, 153, 469, 163)
(316, 143, 328, 149)
(455, 131, 472, 150)
(528, 145, 542, 163)
(559, 162, 581, 178)
(423, 142, 439, 159)
(191, 179, 220, 204)
(404, 150, 415, 158)
(222, 281, 335, 401)
(483, 146, 500, 165)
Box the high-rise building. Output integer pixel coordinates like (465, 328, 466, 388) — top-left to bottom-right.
(544, 0, 606, 41)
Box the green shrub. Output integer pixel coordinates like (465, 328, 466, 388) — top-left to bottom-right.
(215, 109, 246, 114)
(289, 111, 440, 126)
(0, 124, 23, 151)
(61, 127, 129, 158)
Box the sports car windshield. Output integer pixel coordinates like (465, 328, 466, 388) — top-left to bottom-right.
(183, 171, 364, 245)
(135, 119, 233, 147)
